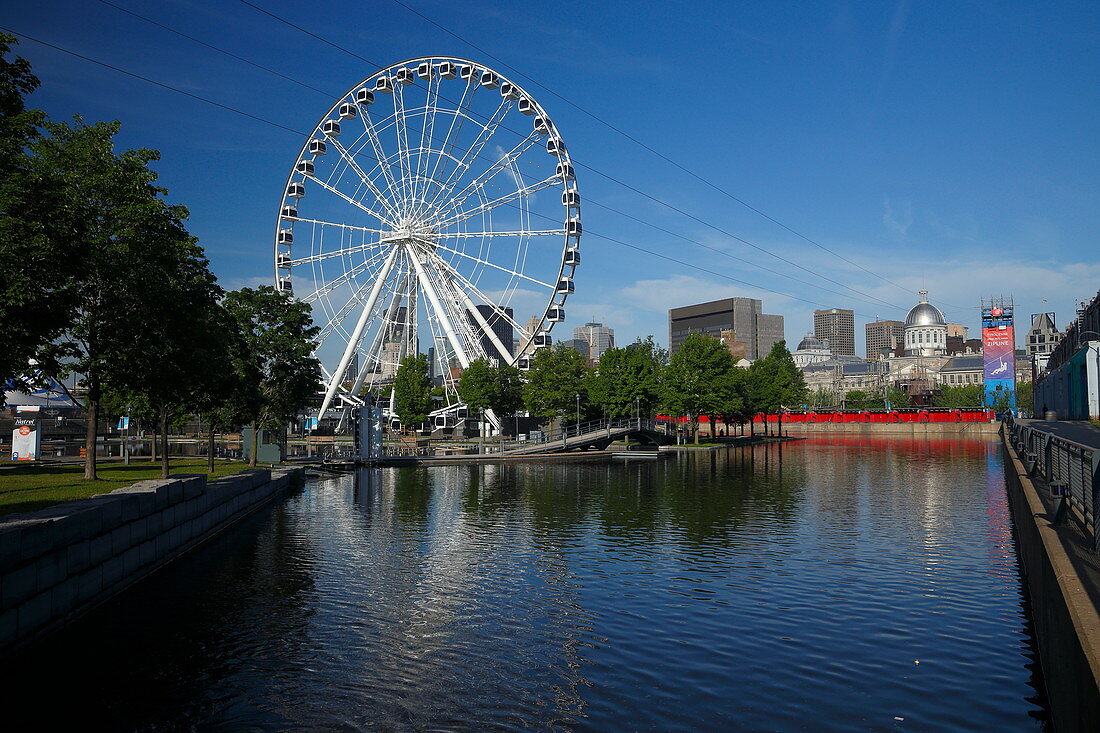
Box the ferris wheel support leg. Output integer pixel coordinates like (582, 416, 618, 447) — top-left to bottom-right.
(406, 243, 470, 369)
(317, 246, 401, 422)
(437, 261, 513, 364)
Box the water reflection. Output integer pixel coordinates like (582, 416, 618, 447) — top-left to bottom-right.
(6, 438, 1047, 730)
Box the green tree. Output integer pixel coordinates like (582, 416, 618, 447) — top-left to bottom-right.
(932, 383, 983, 409)
(1016, 381, 1034, 417)
(523, 345, 590, 423)
(0, 35, 73, 388)
(885, 386, 910, 409)
(392, 354, 433, 429)
(588, 336, 667, 418)
(458, 357, 524, 434)
(223, 286, 321, 466)
(747, 341, 806, 436)
(661, 332, 736, 443)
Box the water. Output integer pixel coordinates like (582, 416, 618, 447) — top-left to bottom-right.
(7, 437, 1048, 730)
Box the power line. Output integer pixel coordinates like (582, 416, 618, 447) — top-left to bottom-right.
(87, 0, 903, 313)
(95, 0, 332, 97)
(386, 0, 917, 298)
(1, 25, 890, 320)
(231, 0, 906, 312)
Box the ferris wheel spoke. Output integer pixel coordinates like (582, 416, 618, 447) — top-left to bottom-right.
(418, 83, 476, 218)
(422, 97, 512, 214)
(392, 81, 417, 211)
(436, 175, 560, 230)
(440, 133, 544, 217)
(302, 249, 386, 303)
(290, 238, 395, 267)
(430, 250, 526, 333)
(429, 241, 554, 289)
(438, 229, 565, 239)
(294, 217, 388, 235)
(413, 77, 442, 207)
(325, 138, 402, 223)
(307, 174, 390, 223)
(360, 109, 404, 200)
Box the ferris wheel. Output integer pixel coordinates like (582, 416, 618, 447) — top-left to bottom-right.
(273, 57, 581, 425)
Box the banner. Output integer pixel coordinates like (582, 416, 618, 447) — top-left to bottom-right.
(982, 304, 1016, 409)
(12, 416, 40, 461)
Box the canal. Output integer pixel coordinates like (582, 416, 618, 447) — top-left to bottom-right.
(8, 437, 1048, 729)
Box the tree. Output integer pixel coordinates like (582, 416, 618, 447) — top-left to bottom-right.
(392, 354, 432, 429)
(223, 286, 321, 466)
(458, 357, 524, 435)
(661, 332, 736, 443)
(588, 337, 667, 418)
(523, 345, 590, 423)
(932, 383, 983, 409)
(0, 36, 76, 389)
(747, 341, 806, 436)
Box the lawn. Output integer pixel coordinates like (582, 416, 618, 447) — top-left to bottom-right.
(0, 459, 252, 518)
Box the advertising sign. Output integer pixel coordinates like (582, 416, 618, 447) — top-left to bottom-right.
(982, 301, 1016, 409)
(12, 416, 41, 461)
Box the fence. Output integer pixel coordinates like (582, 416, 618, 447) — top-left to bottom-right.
(1006, 415, 1100, 551)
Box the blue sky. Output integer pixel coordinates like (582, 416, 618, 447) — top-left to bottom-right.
(6, 0, 1099, 354)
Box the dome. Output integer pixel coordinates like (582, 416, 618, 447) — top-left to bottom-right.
(904, 291, 946, 327)
(796, 332, 825, 351)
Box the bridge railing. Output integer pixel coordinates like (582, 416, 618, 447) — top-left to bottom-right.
(1005, 415, 1100, 551)
(522, 417, 658, 448)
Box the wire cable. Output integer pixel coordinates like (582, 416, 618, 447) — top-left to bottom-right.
(1, 24, 892, 320)
(230, 0, 907, 312)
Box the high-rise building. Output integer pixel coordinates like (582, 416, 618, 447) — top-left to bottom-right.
(814, 308, 855, 356)
(1026, 312, 1060, 374)
(517, 315, 543, 358)
(379, 306, 408, 380)
(574, 321, 615, 362)
(865, 319, 905, 359)
(466, 305, 514, 363)
(668, 298, 784, 359)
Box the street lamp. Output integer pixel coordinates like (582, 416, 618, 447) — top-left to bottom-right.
(576, 393, 581, 426)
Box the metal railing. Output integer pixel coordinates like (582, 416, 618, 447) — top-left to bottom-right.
(1005, 415, 1100, 551)
(522, 417, 658, 447)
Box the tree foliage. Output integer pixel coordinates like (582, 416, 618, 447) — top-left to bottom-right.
(223, 286, 320, 464)
(588, 337, 667, 418)
(458, 357, 524, 419)
(523, 345, 589, 421)
(661, 332, 738, 441)
(392, 353, 432, 427)
(932, 383, 983, 409)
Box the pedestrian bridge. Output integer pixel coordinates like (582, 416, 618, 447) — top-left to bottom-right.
(503, 418, 670, 455)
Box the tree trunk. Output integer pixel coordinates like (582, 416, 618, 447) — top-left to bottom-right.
(777, 412, 783, 440)
(249, 423, 259, 467)
(693, 418, 700, 444)
(159, 404, 169, 479)
(208, 421, 216, 474)
(83, 379, 100, 480)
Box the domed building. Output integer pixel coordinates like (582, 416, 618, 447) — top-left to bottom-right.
(792, 332, 832, 367)
(904, 290, 948, 357)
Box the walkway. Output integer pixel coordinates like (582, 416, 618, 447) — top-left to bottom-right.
(1017, 418, 1100, 448)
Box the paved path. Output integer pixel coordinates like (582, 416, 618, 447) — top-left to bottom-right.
(1017, 419, 1100, 449)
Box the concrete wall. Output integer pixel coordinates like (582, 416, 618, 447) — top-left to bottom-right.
(1002, 433, 1100, 730)
(0, 467, 303, 655)
(780, 422, 999, 435)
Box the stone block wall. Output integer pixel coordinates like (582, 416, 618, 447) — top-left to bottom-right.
(0, 467, 302, 654)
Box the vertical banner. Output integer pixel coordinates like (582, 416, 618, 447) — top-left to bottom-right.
(12, 416, 41, 461)
(355, 406, 384, 460)
(982, 302, 1017, 409)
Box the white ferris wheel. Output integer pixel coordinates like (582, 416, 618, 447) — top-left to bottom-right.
(273, 57, 581, 427)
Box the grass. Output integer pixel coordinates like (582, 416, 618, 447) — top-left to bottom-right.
(0, 458, 251, 518)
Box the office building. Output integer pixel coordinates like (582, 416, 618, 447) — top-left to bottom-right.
(668, 297, 784, 359)
(574, 322, 615, 362)
(813, 308, 855, 356)
(1026, 312, 1060, 374)
(866, 319, 905, 359)
(466, 305, 514, 363)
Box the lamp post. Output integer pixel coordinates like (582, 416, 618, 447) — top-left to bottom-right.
(576, 393, 581, 427)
